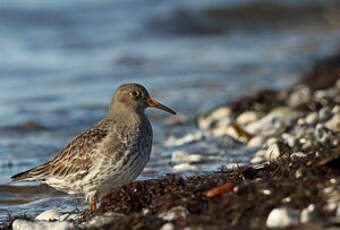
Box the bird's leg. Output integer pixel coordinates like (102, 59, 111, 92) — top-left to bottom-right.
(89, 197, 96, 211)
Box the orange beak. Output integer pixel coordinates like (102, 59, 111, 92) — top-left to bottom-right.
(146, 98, 176, 115)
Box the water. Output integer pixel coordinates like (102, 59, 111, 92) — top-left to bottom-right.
(0, 0, 340, 220)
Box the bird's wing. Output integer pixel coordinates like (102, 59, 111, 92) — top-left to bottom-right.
(49, 119, 128, 180)
(48, 126, 109, 179)
(11, 126, 109, 183)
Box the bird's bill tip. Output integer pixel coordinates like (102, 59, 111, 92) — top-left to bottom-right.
(146, 98, 176, 115)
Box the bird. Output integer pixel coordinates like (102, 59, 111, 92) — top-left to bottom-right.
(11, 83, 176, 211)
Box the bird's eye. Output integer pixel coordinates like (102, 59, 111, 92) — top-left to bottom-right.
(129, 91, 139, 97)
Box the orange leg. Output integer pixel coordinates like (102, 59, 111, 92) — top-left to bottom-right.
(89, 197, 96, 211)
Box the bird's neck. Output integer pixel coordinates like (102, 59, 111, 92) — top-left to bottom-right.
(108, 103, 147, 125)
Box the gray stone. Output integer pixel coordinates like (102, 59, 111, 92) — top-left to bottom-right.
(315, 88, 336, 99)
(314, 124, 334, 144)
(288, 86, 311, 107)
(266, 208, 300, 228)
(318, 107, 333, 122)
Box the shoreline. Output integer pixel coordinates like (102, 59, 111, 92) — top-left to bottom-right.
(2, 54, 340, 229)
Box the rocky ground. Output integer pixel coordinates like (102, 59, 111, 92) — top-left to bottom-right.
(2, 54, 340, 230)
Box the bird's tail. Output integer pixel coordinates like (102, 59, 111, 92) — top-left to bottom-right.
(11, 163, 50, 183)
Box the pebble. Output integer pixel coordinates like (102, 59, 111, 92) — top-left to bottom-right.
(160, 223, 175, 230)
(171, 151, 204, 163)
(198, 106, 232, 129)
(318, 107, 333, 122)
(301, 204, 320, 223)
(314, 124, 334, 144)
(173, 163, 198, 171)
(266, 143, 281, 160)
(83, 212, 124, 229)
(315, 88, 336, 99)
(266, 137, 278, 146)
(247, 135, 266, 148)
(13, 220, 74, 230)
(332, 105, 340, 113)
(251, 149, 266, 163)
(287, 85, 311, 107)
(251, 144, 282, 163)
(324, 113, 340, 132)
(281, 133, 296, 148)
(236, 111, 262, 125)
(266, 208, 300, 228)
(165, 131, 207, 147)
(291, 152, 307, 158)
(59, 213, 83, 222)
(35, 209, 61, 221)
(245, 107, 303, 136)
(158, 206, 189, 221)
(305, 112, 318, 125)
(336, 78, 340, 90)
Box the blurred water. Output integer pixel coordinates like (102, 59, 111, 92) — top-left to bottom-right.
(0, 0, 340, 220)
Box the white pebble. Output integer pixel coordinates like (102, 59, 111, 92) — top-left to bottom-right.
(332, 105, 340, 113)
(266, 137, 278, 146)
(165, 131, 207, 147)
(160, 223, 175, 230)
(173, 163, 197, 171)
(281, 133, 296, 148)
(13, 220, 74, 230)
(291, 152, 307, 158)
(265, 143, 281, 161)
(236, 111, 262, 125)
(171, 151, 203, 163)
(35, 209, 61, 221)
(250, 149, 267, 163)
(83, 212, 124, 229)
(198, 106, 232, 129)
(247, 135, 265, 148)
(324, 113, 340, 132)
(266, 208, 300, 228)
(305, 112, 318, 125)
(158, 206, 189, 221)
(261, 189, 272, 195)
